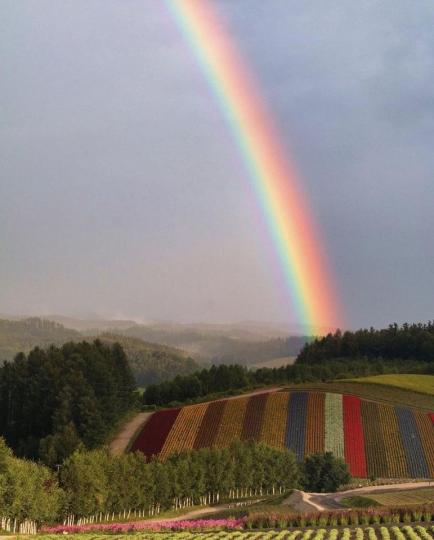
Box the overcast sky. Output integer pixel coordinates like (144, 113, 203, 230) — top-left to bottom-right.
(1, 1, 434, 330)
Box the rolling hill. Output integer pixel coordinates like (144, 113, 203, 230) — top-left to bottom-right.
(121, 322, 311, 365)
(97, 333, 200, 386)
(131, 389, 434, 479)
(2, 315, 309, 368)
(0, 317, 200, 386)
(0, 317, 81, 361)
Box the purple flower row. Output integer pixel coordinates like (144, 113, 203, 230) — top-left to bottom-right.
(41, 518, 245, 534)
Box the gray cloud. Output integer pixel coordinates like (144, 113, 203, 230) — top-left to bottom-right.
(1, 0, 433, 328)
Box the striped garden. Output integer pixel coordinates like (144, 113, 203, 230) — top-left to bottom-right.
(131, 391, 434, 479)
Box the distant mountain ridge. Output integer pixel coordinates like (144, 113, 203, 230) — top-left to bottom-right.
(0, 317, 199, 386)
(97, 333, 200, 386)
(0, 314, 311, 380)
(0, 317, 81, 360)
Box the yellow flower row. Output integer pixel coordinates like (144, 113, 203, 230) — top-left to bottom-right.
(377, 403, 407, 478)
(258, 392, 289, 449)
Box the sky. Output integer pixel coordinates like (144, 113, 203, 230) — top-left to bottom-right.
(1, 0, 434, 330)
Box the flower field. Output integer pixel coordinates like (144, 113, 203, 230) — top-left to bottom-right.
(131, 391, 434, 478)
(37, 524, 434, 539)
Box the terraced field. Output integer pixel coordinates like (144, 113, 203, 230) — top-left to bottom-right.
(131, 391, 434, 478)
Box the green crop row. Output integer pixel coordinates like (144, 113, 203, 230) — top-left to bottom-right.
(35, 524, 434, 540)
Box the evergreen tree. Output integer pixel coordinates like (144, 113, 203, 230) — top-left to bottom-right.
(302, 452, 351, 492)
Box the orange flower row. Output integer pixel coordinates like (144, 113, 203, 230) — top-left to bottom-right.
(159, 402, 209, 458)
(214, 397, 249, 448)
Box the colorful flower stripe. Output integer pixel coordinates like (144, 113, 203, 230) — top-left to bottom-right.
(343, 395, 366, 478)
(193, 400, 227, 449)
(131, 391, 434, 478)
(285, 392, 308, 460)
(131, 408, 180, 458)
(361, 401, 388, 478)
(325, 393, 344, 459)
(377, 404, 408, 478)
(159, 402, 209, 458)
(396, 407, 429, 478)
(258, 391, 289, 448)
(214, 397, 248, 448)
(241, 393, 268, 441)
(414, 411, 434, 478)
(305, 391, 325, 455)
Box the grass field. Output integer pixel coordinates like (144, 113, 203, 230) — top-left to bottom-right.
(340, 496, 380, 508)
(346, 374, 434, 396)
(284, 382, 434, 411)
(252, 356, 296, 369)
(369, 487, 434, 506)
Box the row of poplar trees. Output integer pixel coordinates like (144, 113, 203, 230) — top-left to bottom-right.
(0, 440, 300, 523)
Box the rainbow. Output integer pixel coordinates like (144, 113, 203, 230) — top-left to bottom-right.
(166, 0, 342, 333)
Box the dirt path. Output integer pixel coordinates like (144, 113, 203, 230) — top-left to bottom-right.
(124, 481, 434, 523)
(284, 489, 326, 512)
(224, 386, 282, 401)
(109, 412, 152, 455)
(146, 505, 225, 523)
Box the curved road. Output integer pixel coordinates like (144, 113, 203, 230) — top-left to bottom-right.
(299, 481, 433, 512)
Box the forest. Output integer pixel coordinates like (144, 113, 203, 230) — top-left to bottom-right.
(297, 323, 434, 364)
(0, 341, 136, 465)
(143, 357, 431, 406)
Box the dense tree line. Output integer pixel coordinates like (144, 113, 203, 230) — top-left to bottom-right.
(297, 323, 434, 364)
(0, 438, 349, 524)
(60, 441, 300, 518)
(0, 440, 299, 522)
(0, 341, 136, 466)
(144, 364, 250, 406)
(143, 357, 430, 406)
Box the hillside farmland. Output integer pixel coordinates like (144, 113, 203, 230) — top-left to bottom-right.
(131, 391, 434, 479)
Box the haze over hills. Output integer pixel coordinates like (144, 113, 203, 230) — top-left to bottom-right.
(0, 317, 200, 386)
(0, 317, 81, 360)
(0, 314, 313, 366)
(0, 314, 311, 382)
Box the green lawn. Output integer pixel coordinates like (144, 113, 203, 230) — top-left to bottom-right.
(340, 495, 380, 508)
(346, 374, 434, 396)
